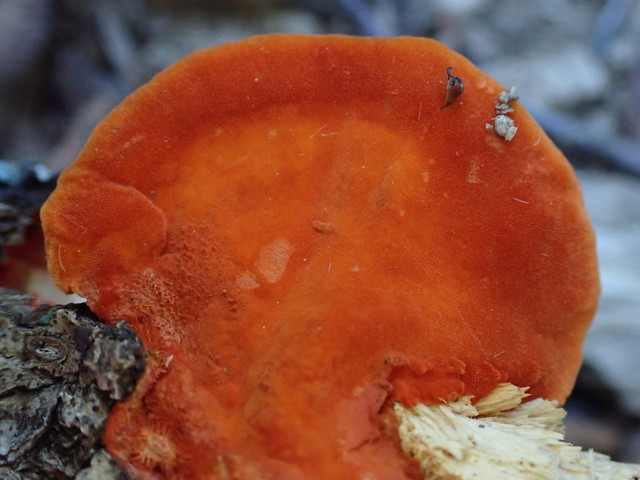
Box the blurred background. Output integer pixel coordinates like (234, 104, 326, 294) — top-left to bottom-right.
(0, 0, 638, 462)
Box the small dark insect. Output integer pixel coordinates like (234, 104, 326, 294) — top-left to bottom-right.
(441, 66, 464, 109)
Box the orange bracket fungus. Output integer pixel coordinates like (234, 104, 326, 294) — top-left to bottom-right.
(40, 35, 600, 479)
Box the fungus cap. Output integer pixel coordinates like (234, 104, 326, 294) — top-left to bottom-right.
(40, 35, 599, 479)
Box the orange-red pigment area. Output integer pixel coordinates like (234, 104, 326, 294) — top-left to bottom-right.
(41, 36, 599, 479)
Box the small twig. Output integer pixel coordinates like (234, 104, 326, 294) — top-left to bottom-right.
(333, 0, 398, 36)
(92, 0, 144, 88)
(591, 0, 634, 57)
(390, 0, 434, 36)
(526, 103, 640, 177)
(45, 91, 123, 172)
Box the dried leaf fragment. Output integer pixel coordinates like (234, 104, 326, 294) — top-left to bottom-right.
(441, 66, 464, 108)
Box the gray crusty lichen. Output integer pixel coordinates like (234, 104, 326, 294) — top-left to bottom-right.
(0, 288, 145, 479)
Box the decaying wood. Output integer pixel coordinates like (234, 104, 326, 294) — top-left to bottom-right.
(395, 383, 640, 480)
(0, 288, 144, 479)
(0, 162, 56, 257)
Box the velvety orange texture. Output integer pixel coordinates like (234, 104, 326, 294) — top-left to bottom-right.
(41, 35, 599, 479)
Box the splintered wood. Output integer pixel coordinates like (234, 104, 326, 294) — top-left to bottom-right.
(395, 383, 640, 480)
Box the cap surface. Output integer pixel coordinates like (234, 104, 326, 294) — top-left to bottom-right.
(41, 34, 599, 478)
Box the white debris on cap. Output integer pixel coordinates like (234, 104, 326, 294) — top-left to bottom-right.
(493, 115, 518, 141)
(395, 382, 640, 479)
(486, 87, 519, 141)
